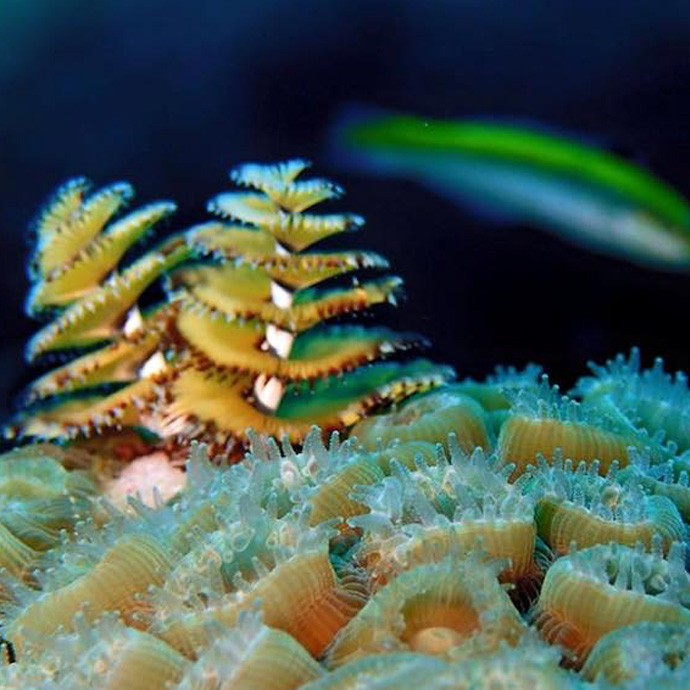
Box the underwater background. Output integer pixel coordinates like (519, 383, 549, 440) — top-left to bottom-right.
(3, 0, 690, 420)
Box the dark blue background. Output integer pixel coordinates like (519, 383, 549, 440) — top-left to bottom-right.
(2, 0, 690, 421)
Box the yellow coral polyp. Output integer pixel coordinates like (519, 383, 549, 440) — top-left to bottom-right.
(153, 550, 369, 660)
(6, 534, 173, 652)
(175, 612, 324, 690)
(525, 455, 687, 555)
(351, 385, 490, 453)
(534, 541, 690, 668)
(383, 521, 538, 590)
(498, 416, 639, 479)
(0, 446, 98, 587)
(308, 457, 385, 525)
(536, 493, 684, 555)
(325, 557, 524, 668)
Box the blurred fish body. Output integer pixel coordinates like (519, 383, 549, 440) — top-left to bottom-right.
(333, 111, 690, 270)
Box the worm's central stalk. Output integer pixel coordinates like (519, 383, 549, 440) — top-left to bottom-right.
(254, 244, 296, 413)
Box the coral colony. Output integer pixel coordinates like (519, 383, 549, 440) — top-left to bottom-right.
(1, 162, 689, 689)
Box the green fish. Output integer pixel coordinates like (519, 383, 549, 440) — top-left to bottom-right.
(333, 110, 690, 270)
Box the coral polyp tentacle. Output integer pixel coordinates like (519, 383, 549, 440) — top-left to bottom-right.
(576, 348, 690, 453)
(350, 441, 540, 594)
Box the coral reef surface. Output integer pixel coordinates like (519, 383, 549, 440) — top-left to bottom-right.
(0, 352, 689, 688)
(1, 166, 690, 688)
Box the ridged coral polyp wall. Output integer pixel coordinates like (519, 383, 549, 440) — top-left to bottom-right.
(9, 160, 452, 451)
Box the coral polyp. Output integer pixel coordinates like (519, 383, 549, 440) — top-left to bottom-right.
(1, 613, 190, 690)
(534, 541, 690, 668)
(580, 621, 690, 685)
(349, 439, 541, 595)
(325, 555, 524, 667)
(576, 348, 690, 453)
(526, 454, 686, 555)
(5, 532, 173, 652)
(497, 377, 664, 479)
(175, 611, 324, 690)
(350, 385, 491, 453)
